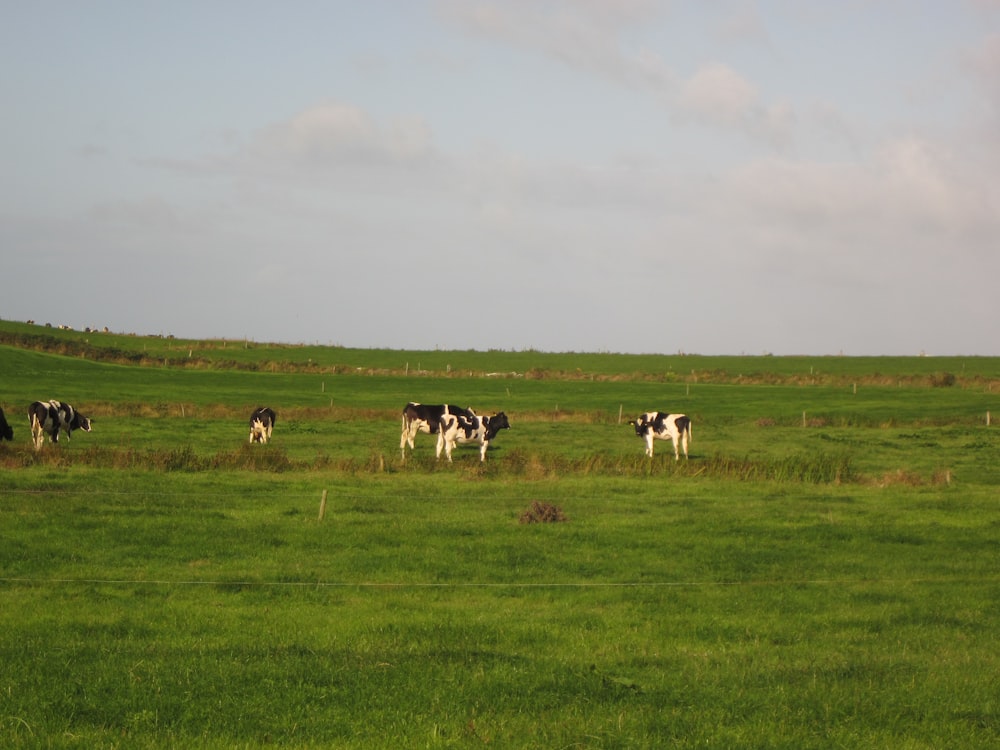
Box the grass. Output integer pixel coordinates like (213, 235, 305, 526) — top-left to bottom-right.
(4, 317, 1000, 384)
(3, 476, 999, 747)
(1, 322, 999, 747)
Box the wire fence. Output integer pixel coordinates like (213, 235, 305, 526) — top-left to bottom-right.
(3, 574, 999, 590)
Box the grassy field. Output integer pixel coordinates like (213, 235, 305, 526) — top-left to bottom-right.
(1, 323, 999, 748)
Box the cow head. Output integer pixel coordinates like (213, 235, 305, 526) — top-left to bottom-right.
(74, 414, 92, 432)
(484, 412, 511, 439)
(249, 419, 267, 443)
(628, 416, 651, 436)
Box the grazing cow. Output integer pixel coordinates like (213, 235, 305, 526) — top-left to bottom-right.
(400, 402, 475, 459)
(436, 411, 511, 462)
(249, 407, 276, 444)
(28, 400, 92, 450)
(628, 411, 692, 460)
(0, 407, 13, 441)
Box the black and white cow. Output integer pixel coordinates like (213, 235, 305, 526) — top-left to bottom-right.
(0, 407, 13, 441)
(28, 400, 92, 450)
(628, 411, 692, 460)
(400, 402, 475, 459)
(436, 411, 510, 462)
(249, 407, 276, 444)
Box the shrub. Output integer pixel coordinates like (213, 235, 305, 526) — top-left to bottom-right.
(519, 500, 567, 524)
(930, 372, 956, 387)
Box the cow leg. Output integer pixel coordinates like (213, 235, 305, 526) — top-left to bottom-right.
(401, 419, 420, 458)
(479, 441, 488, 462)
(439, 436, 454, 462)
(679, 430, 689, 459)
(672, 435, 680, 461)
(644, 433, 654, 458)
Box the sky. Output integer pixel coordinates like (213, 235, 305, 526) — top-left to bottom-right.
(2, 1, 998, 356)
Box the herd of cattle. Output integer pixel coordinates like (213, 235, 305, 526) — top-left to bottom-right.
(0, 400, 693, 461)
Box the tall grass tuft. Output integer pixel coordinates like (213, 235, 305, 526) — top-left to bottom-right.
(701, 452, 854, 483)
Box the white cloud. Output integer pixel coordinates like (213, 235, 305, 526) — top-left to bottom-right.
(679, 62, 757, 122)
(250, 102, 435, 167)
(441, 1, 797, 148)
(676, 62, 793, 148)
(962, 31, 1000, 116)
(439, 0, 672, 88)
(721, 133, 997, 243)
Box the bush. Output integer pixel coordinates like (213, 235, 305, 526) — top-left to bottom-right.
(519, 500, 567, 524)
(930, 372, 956, 387)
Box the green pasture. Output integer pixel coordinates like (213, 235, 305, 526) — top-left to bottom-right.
(4, 317, 1000, 383)
(1, 330, 1000, 748)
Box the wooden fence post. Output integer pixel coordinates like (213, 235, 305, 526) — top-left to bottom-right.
(318, 489, 328, 521)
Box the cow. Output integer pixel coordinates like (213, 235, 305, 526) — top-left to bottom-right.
(28, 400, 92, 450)
(400, 402, 476, 459)
(249, 407, 276, 444)
(628, 411, 692, 460)
(436, 411, 510, 462)
(0, 407, 13, 441)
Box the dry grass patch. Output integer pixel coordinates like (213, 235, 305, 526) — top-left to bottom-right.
(519, 500, 568, 524)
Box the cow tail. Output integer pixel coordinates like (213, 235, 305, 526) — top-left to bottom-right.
(686, 418, 693, 445)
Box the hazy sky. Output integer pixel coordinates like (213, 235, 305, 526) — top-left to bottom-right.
(3, 1, 998, 355)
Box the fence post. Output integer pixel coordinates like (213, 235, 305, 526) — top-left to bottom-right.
(318, 489, 328, 521)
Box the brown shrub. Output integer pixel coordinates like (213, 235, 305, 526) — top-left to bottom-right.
(519, 500, 567, 524)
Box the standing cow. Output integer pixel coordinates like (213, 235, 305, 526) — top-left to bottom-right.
(628, 411, 692, 460)
(436, 411, 510, 462)
(0, 407, 13, 441)
(29, 400, 92, 450)
(249, 407, 276, 444)
(400, 402, 475, 459)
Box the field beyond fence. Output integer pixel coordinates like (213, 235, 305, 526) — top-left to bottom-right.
(1, 323, 999, 748)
